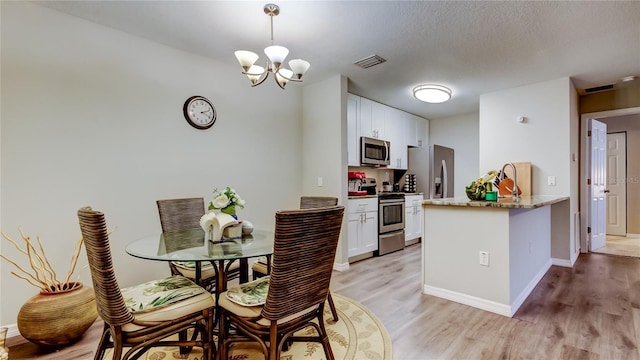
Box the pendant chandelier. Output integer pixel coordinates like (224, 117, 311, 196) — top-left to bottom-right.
(234, 3, 310, 90)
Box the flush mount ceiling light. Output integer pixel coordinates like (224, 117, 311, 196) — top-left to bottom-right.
(413, 84, 452, 103)
(234, 3, 310, 90)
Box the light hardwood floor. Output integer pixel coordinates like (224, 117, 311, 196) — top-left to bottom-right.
(8, 243, 640, 359)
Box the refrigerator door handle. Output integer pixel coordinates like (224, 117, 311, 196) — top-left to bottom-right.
(441, 159, 448, 198)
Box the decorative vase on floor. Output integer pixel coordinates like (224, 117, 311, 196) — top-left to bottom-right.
(17, 282, 98, 347)
(0, 327, 8, 360)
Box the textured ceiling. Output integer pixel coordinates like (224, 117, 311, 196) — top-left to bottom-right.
(32, 1, 640, 120)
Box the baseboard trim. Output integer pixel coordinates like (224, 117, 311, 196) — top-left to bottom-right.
(510, 259, 552, 314)
(423, 285, 513, 317)
(3, 324, 19, 340)
(552, 257, 573, 267)
(333, 261, 349, 272)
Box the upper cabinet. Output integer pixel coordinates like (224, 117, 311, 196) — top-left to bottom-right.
(386, 107, 407, 170)
(359, 97, 387, 140)
(406, 113, 428, 148)
(347, 93, 428, 169)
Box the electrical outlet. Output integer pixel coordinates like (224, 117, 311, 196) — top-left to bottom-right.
(548, 176, 556, 186)
(479, 251, 490, 266)
(317, 177, 323, 187)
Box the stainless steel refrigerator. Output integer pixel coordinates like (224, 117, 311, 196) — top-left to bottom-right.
(407, 144, 455, 199)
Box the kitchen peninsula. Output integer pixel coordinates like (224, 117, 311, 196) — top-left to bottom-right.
(421, 195, 569, 317)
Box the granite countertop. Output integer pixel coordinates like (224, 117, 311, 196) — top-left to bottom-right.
(422, 195, 569, 209)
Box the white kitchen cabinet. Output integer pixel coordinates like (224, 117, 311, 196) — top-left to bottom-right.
(405, 194, 423, 243)
(406, 113, 428, 148)
(386, 107, 407, 170)
(359, 97, 387, 140)
(348, 197, 378, 258)
(347, 93, 360, 166)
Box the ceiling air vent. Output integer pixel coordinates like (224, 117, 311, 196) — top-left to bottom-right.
(584, 83, 615, 94)
(354, 55, 386, 69)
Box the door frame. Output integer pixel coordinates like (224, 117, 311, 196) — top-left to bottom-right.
(580, 107, 640, 253)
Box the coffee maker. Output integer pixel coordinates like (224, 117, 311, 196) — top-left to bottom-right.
(348, 171, 367, 196)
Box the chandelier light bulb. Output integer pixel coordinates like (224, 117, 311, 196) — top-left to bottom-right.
(246, 65, 266, 84)
(289, 59, 310, 79)
(264, 45, 289, 69)
(275, 68, 294, 89)
(413, 84, 452, 103)
(234, 50, 259, 72)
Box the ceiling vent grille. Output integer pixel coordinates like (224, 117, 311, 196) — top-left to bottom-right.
(354, 55, 387, 69)
(584, 83, 615, 94)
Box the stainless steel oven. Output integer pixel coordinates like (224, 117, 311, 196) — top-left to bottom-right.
(377, 193, 405, 255)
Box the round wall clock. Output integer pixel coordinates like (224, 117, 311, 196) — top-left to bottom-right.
(183, 96, 216, 129)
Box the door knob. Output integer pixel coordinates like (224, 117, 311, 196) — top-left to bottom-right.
(604, 190, 610, 193)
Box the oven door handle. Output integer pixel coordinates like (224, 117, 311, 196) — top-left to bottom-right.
(379, 198, 404, 204)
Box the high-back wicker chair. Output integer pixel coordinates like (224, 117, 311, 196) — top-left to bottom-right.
(77, 206, 215, 360)
(252, 196, 341, 321)
(218, 205, 345, 360)
(299, 195, 339, 209)
(157, 197, 239, 292)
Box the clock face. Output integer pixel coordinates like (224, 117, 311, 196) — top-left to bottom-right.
(183, 96, 216, 129)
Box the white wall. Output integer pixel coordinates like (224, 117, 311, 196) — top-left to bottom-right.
(429, 112, 479, 197)
(479, 77, 577, 262)
(1, 2, 304, 326)
(302, 75, 349, 265)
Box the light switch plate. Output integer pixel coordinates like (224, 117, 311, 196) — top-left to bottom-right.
(548, 176, 556, 186)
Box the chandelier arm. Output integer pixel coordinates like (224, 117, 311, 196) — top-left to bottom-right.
(274, 75, 286, 90)
(275, 69, 302, 82)
(251, 72, 270, 87)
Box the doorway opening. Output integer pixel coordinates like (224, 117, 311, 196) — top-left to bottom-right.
(580, 107, 640, 258)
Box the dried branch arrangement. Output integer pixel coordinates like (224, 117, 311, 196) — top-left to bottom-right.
(0, 228, 83, 293)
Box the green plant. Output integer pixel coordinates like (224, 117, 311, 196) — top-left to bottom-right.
(465, 170, 497, 201)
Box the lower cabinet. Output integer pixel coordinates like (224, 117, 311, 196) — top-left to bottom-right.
(348, 198, 378, 258)
(405, 194, 424, 243)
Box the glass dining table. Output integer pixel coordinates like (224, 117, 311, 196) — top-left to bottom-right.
(126, 228, 273, 297)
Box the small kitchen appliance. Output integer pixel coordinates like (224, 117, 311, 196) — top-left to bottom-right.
(348, 171, 367, 196)
(360, 178, 377, 195)
(360, 137, 390, 166)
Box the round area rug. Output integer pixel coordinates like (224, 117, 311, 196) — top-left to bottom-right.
(104, 293, 392, 360)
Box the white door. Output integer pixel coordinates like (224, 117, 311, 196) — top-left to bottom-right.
(606, 132, 627, 236)
(589, 119, 607, 251)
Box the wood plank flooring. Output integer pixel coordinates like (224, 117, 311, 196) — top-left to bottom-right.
(7, 243, 640, 359)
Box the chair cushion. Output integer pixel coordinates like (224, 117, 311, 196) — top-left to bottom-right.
(172, 260, 240, 280)
(251, 261, 268, 275)
(122, 275, 210, 313)
(219, 276, 319, 327)
(121, 275, 215, 332)
(219, 292, 319, 326)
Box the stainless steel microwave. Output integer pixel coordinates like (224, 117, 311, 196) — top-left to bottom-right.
(360, 136, 390, 166)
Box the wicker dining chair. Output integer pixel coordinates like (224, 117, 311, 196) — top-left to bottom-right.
(218, 205, 345, 360)
(77, 206, 215, 360)
(251, 195, 341, 321)
(156, 197, 240, 292)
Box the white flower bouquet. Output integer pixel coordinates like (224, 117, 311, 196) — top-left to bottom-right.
(208, 187, 245, 218)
